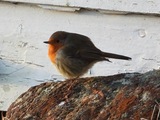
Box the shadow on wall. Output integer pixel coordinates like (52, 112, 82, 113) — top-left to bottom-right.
(0, 58, 53, 86)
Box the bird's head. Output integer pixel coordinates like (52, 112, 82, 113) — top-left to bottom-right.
(44, 31, 68, 53)
(44, 31, 69, 64)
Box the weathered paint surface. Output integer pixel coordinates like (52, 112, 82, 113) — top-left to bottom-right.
(0, 2, 160, 110)
(2, 0, 160, 14)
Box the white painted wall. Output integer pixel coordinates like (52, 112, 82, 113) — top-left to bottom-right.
(0, 1, 160, 110)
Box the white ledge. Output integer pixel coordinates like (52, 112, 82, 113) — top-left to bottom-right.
(2, 0, 160, 14)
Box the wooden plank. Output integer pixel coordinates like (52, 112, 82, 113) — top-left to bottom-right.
(2, 0, 160, 14)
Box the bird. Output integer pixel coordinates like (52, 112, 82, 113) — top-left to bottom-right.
(44, 31, 131, 79)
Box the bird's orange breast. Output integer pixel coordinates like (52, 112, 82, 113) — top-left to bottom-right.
(48, 44, 63, 64)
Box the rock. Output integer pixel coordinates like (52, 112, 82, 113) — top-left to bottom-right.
(6, 70, 160, 120)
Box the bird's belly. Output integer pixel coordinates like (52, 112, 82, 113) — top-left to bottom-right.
(55, 57, 94, 78)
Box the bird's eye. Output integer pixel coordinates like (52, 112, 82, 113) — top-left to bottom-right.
(55, 39, 60, 43)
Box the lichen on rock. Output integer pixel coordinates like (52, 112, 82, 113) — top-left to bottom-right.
(6, 70, 160, 120)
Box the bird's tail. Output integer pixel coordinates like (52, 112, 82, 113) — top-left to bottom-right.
(102, 52, 131, 60)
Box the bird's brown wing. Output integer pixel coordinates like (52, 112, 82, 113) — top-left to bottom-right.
(76, 47, 131, 62)
(62, 45, 131, 62)
(61, 45, 109, 62)
(75, 48, 110, 62)
(101, 52, 131, 60)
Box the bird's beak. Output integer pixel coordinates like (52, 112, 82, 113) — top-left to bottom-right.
(43, 41, 50, 44)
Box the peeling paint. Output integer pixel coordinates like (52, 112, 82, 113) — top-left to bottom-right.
(138, 29, 146, 38)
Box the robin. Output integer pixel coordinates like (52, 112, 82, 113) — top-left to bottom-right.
(44, 31, 131, 79)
